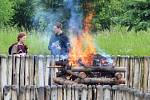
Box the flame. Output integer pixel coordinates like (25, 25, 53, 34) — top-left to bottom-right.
(69, 12, 96, 67)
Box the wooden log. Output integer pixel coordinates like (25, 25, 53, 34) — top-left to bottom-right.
(25, 55, 30, 85)
(51, 85, 57, 100)
(3, 85, 11, 100)
(37, 86, 45, 100)
(148, 57, 150, 93)
(19, 86, 26, 100)
(81, 85, 87, 100)
(30, 85, 36, 100)
(87, 85, 92, 100)
(7, 55, 13, 85)
(57, 85, 63, 100)
(96, 85, 103, 100)
(71, 66, 126, 72)
(78, 78, 116, 84)
(1, 56, 8, 95)
(11, 85, 18, 100)
(45, 55, 51, 85)
(103, 85, 111, 100)
(67, 85, 71, 100)
(53, 77, 85, 87)
(38, 55, 44, 86)
(66, 70, 86, 79)
(25, 85, 30, 100)
(20, 56, 25, 86)
(29, 56, 35, 85)
(45, 85, 50, 100)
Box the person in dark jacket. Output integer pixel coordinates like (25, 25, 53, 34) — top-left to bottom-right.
(48, 22, 70, 59)
(10, 32, 28, 56)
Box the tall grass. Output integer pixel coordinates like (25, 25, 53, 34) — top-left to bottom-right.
(95, 26, 150, 56)
(1, 26, 150, 56)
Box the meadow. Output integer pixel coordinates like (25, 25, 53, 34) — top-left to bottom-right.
(1, 26, 150, 56)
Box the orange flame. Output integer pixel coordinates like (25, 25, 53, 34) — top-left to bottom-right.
(69, 12, 96, 67)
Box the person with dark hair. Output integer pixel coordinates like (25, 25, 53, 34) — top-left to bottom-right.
(48, 22, 70, 59)
(9, 32, 28, 56)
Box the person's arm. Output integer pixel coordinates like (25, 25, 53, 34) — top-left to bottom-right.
(11, 45, 18, 54)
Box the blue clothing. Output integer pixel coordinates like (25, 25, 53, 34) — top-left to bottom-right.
(48, 33, 70, 58)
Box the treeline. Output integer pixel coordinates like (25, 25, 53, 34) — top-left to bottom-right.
(1, 0, 150, 32)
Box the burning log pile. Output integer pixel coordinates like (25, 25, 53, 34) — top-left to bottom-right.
(52, 54, 126, 86)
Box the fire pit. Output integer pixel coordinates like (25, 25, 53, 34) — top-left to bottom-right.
(52, 54, 126, 86)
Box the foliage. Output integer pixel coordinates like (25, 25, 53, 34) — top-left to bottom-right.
(113, 0, 150, 32)
(11, 0, 34, 30)
(0, 0, 14, 25)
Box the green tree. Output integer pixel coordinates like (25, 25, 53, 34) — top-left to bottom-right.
(0, 0, 14, 25)
(118, 1, 150, 32)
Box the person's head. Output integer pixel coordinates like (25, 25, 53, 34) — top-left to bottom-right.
(53, 22, 62, 34)
(17, 32, 27, 43)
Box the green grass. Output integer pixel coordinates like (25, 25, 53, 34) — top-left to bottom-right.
(0, 26, 49, 55)
(1, 26, 150, 56)
(95, 26, 150, 56)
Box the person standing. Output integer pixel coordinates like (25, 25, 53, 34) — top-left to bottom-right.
(48, 22, 70, 59)
(9, 32, 28, 56)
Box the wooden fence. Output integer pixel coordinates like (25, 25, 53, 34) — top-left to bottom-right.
(0, 55, 150, 99)
(1, 85, 150, 100)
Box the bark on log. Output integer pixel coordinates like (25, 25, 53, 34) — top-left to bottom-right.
(71, 67, 126, 72)
(78, 78, 125, 85)
(53, 77, 85, 87)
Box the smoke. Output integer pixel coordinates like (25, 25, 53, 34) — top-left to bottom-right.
(64, 0, 83, 34)
(32, 0, 64, 34)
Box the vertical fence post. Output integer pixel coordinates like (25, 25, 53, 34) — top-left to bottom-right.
(67, 85, 72, 100)
(148, 57, 150, 93)
(30, 85, 36, 100)
(1, 56, 8, 96)
(37, 86, 45, 100)
(143, 57, 149, 93)
(81, 85, 87, 100)
(51, 85, 57, 100)
(25, 85, 30, 100)
(11, 85, 18, 100)
(144, 93, 150, 100)
(29, 56, 35, 85)
(25, 55, 30, 86)
(96, 85, 103, 100)
(7, 55, 12, 86)
(20, 56, 25, 86)
(103, 85, 111, 100)
(19, 86, 26, 100)
(57, 85, 63, 100)
(74, 86, 79, 100)
(3, 85, 11, 100)
(87, 85, 92, 100)
(38, 55, 45, 86)
(45, 55, 51, 85)
(16, 56, 20, 86)
(45, 85, 50, 100)
(50, 55, 56, 86)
